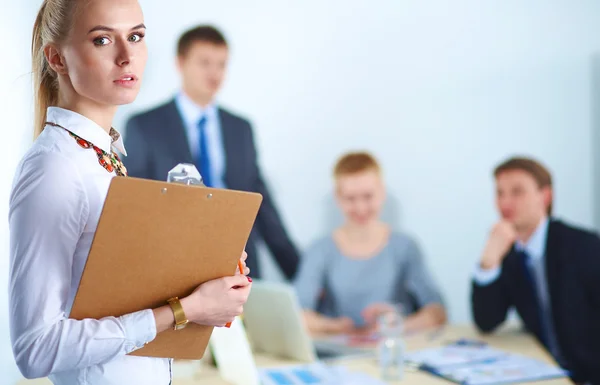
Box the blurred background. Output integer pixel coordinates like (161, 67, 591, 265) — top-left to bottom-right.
(2, 0, 600, 383)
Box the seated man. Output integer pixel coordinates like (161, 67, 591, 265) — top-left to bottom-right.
(294, 151, 446, 335)
(472, 156, 600, 384)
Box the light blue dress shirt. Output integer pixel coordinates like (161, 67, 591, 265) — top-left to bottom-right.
(174, 92, 227, 188)
(473, 217, 563, 364)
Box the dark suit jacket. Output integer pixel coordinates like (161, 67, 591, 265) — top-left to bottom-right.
(471, 219, 600, 384)
(123, 99, 299, 280)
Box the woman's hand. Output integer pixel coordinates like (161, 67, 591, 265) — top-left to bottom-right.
(325, 316, 355, 334)
(361, 303, 398, 327)
(236, 250, 250, 275)
(181, 274, 252, 327)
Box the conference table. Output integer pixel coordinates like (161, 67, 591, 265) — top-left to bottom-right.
(17, 323, 571, 385)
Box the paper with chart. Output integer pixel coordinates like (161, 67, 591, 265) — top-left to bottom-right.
(259, 362, 335, 385)
(259, 362, 386, 385)
(404, 345, 508, 368)
(435, 354, 568, 385)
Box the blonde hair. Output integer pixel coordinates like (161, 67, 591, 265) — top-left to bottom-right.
(333, 151, 381, 178)
(32, 0, 78, 138)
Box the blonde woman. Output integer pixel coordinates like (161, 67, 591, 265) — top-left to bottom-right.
(295, 152, 446, 335)
(8, 1, 251, 384)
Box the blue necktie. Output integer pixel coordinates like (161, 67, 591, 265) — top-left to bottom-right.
(518, 250, 550, 348)
(197, 116, 212, 187)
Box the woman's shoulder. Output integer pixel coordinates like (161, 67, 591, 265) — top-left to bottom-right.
(387, 230, 421, 255)
(307, 234, 336, 250)
(18, 140, 78, 177)
(13, 129, 85, 196)
(35, 125, 81, 153)
(21, 126, 80, 163)
(304, 234, 337, 257)
(388, 230, 415, 244)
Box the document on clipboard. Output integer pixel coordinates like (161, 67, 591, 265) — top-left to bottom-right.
(68, 176, 262, 359)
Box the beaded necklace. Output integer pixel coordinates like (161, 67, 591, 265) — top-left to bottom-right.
(45, 121, 127, 177)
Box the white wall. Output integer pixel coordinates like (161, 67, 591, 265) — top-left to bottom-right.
(3, 1, 600, 383)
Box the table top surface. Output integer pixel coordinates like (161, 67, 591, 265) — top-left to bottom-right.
(16, 323, 571, 385)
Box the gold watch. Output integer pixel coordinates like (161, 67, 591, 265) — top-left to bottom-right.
(167, 297, 189, 330)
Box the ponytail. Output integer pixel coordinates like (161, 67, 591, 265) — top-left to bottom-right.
(31, 0, 76, 139)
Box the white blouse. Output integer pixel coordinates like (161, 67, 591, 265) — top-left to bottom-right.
(8, 107, 171, 384)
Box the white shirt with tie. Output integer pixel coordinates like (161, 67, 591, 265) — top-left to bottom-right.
(8, 107, 170, 384)
(174, 91, 227, 188)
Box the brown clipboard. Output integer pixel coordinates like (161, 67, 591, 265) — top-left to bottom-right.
(69, 176, 263, 359)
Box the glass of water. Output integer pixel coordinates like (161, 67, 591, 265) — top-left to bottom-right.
(377, 307, 404, 381)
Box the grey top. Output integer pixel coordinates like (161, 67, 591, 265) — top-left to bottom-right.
(294, 232, 443, 327)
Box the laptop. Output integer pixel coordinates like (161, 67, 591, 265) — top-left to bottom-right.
(242, 280, 374, 362)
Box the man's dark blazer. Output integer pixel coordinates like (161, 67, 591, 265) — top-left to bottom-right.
(472, 219, 600, 384)
(123, 99, 299, 280)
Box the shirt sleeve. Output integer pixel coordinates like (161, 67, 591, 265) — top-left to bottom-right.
(472, 265, 502, 285)
(8, 151, 157, 379)
(402, 237, 444, 308)
(293, 240, 328, 311)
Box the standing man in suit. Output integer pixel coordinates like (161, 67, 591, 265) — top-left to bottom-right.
(471, 156, 600, 384)
(124, 25, 299, 280)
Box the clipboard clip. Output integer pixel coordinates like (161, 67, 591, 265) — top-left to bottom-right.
(167, 163, 205, 186)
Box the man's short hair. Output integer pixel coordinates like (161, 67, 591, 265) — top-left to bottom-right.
(494, 156, 553, 214)
(177, 25, 227, 57)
